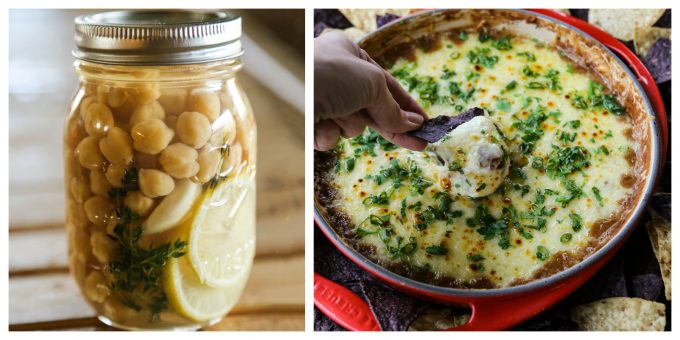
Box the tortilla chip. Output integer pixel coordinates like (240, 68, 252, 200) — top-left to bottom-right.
(569, 297, 666, 331)
(377, 13, 401, 28)
(408, 107, 485, 143)
(644, 38, 671, 83)
(321, 27, 367, 43)
(646, 210, 671, 300)
(314, 9, 353, 29)
(552, 9, 571, 16)
(408, 306, 470, 331)
(635, 26, 671, 57)
(339, 9, 410, 32)
(631, 273, 665, 301)
(589, 9, 665, 41)
(650, 192, 671, 221)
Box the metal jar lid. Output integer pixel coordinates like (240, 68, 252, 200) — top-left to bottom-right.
(73, 10, 243, 65)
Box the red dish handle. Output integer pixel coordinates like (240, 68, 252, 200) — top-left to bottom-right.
(314, 273, 381, 331)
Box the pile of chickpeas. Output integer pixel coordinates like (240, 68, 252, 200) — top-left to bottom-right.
(64, 74, 255, 326)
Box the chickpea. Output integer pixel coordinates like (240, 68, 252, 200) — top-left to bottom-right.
(105, 218, 119, 237)
(90, 230, 118, 264)
(105, 164, 128, 187)
(65, 116, 87, 148)
(83, 196, 115, 228)
(176, 112, 211, 148)
(138, 169, 175, 198)
(197, 144, 221, 183)
(99, 127, 133, 165)
(75, 136, 105, 171)
(67, 200, 90, 228)
(131, 118, 174, 155)
(165, 114, 178, 131)
(129, 100, 165, 126)
(221, 142, 243, 176)
(210, 112, 236, 146)
(84, 103, 115, 137)
(107, 87, 130, 109)
(124, 191, 155, 216)
(89, 169, 112, 197)
(84, 83, 98, 96)
(188, 90, 220, 121)
(158, 143, 200, 179)
(134, 84, 161, 105)
(69, 224, 91, 258)
(84, 271, 109, 303)
(158, 88, 188, 115)
(69, 252, 88, 285)
(234, 113, 255, 163)
(64, 150, 78, 178)
(70, 176, 92, 203)
(79, 96, 98, 120)
(103, 297, 138, 323)
(97, 84, 111, 105)
(133, 151, 159, 169)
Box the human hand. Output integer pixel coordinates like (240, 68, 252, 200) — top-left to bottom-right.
(314, 32, 428, 151)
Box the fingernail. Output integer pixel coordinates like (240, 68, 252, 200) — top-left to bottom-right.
(405, 111, 424, 125)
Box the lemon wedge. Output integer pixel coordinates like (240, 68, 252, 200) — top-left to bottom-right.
(188, 175, 256, 288)
(164, 256, 249, 322)
(164, 176, 256, 321)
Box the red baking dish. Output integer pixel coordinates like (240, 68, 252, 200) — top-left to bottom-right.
(314, 9, 667, 331)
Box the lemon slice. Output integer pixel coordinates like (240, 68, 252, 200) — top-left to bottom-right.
(188, 175, 256, 287)
(164, 256, 249, 322)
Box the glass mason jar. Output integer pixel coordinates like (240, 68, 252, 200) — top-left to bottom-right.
(64, 10, 256, 330)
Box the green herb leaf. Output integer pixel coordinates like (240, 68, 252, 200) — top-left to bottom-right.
(592, 187, 603, 204)
(466, 253, 486, 261)
(516, 51, 536, 61)
(565, 120, 581, 129)
(495, 98, 511, 112)
(545, 146, 591, 179)
(458, 30, 469, 41)
(346, 157, 355, 171)
(536, 245, 550, 261)
(466, 47, 499, 68)
(426, 245, 449, 255)
(560, 233, 573, 243)
(492, 35, 513, 50)
(569, 213, 583, 232)
(556, 179, 585, 208)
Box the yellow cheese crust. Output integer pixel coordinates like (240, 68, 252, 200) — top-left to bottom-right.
(321, 32, 637, 288)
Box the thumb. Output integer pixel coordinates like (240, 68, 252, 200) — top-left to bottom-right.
(365, 73, 424, 133)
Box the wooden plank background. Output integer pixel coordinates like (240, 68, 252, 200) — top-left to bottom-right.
(8, 9, 305, 331)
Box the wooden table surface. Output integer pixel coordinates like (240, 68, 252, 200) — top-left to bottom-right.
(8, 9, 305, 331)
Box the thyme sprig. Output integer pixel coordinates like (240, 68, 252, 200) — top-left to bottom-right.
(106, 167, 187, 322)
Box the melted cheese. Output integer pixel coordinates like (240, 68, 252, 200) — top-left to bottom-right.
(430, 115, 510, 197)
(329, 33, 637, 287)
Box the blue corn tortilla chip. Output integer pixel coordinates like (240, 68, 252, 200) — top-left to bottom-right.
(630, 274, 665, 301)
(653, 9, 671, 28)
(569, 9, 589, 22)
(408, 107, 485, 143)
(314, 227, 364, 283)
(650, 193, 671, 221)
(360, 278, 430, 331)
(314, 22, 329, 38)
(314, 307, 348, 331)
(376, 13, 400, 28)
(563, 253, 628, 306)
(643, 38, 671, 83)
(314, 9, 353, 29)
